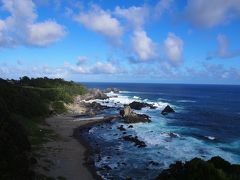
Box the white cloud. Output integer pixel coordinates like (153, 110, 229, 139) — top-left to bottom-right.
(207, 34, 240, 59)
(154, 0, 172, 18)
(74, 5, 123, 40)
(164, 32, 184, 66)
(76, 56, 88, 65)
(65, 62, 90, 74)
(0, 0, 65, 48)
(131, 30, 157, 61)
(114, 0, 172, 29)
(65, 60, 122, 74)
(185, 0, 240, 28)
(115, 6, 149, 29)
(217, 34, 231, 58)
(28, 21, 66, 46)
(90, 62, 119, 74)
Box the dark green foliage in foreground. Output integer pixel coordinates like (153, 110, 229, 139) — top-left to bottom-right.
(0, 111, 33, 180)
(0, 77, 86, 179)
(156, 156, 240, 180)
(0, 79, 49, 118)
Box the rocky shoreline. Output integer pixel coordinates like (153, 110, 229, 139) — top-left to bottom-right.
(72, 88, 240, 180)
(70, 88, 178, 179)
(73, 116, 119, 180)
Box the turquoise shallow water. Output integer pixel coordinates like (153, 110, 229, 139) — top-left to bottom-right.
(79, 83, 240, 179)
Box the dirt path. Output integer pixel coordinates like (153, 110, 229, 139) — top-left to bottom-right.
(35, 115, 104, 180)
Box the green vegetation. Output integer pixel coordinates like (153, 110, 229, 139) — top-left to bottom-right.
(0, 77, 86, 179)
(156, 156, 240, 180)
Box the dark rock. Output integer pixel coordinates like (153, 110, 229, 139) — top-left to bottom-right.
(124, 113, 151, 123)
(101, 165, 112, 171)
(117, 125, 126, 131)
(161, 105, 175, 115)
(123, 135, 147, 148)
(83, 101, 109, 116)
(128, 125, 133, 128)
(126, 177, 133, 180)
(120, 109, 124, 117)
(149, 161, 159, 166)
(169, 132, 180, 138)
(129, 101, 156, 110)
(156, 156, 240, 180)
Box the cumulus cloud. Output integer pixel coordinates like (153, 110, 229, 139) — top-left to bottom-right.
(74, 5, 123, 41)
(90, 62, 119, 74)
(154, 0, 172, 18)
(65, 60, 123, 75)
(131, 30, 157, 61)
(164, 32, 184, 66)
(65, 62, 90, 74)
(115, 6, 149, 29)
(28, 21, 66, 46)
(207, 34, 240, 59)
(114, 0, 172, 29)
(76, 56, 88, 65)
(185, 0, 240, 28)
(0, 0, 65, 48)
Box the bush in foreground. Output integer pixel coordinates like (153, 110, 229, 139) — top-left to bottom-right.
(156, 156, 240, 180)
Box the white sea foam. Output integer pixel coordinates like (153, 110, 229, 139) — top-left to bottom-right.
(133, 96, 140, 99)
(86, 91, 172, 110)
(148, 101, 170, 109)
(177, 100, 196, 103)
(135, 130, 181, 146)
(161, 132, 181, 138)
(88, 127, 97, 134)
(205, 136, 215, 140)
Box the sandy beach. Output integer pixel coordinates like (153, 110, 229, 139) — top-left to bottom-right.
(35, 114, 116, 180)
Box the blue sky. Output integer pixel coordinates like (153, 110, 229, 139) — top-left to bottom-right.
(0, 0, 240, 84)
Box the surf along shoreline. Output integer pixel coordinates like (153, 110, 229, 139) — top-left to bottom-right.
(73, 115, 120, 180)
(70, 88, 240, 180)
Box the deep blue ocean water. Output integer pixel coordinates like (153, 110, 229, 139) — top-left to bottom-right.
(80, 83, 240, 179)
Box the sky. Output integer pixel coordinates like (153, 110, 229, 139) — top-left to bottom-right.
(0, 0, 240, 84)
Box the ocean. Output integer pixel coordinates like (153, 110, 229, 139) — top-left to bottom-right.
(79, 83, 240, 179)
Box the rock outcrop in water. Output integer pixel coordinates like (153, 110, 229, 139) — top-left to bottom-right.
(117, 125, 126, 131)
(161, 105, 175, 115)
(156, 156, 240, 180)
(129, 101, 156, 110)
(120, 106, 132, 117)
(103, 87, 120, 93)
(120, 106, 151, 123)
(123, 135, 147, 148)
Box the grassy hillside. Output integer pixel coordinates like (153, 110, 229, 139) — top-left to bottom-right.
(0, 77, 86, 179)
